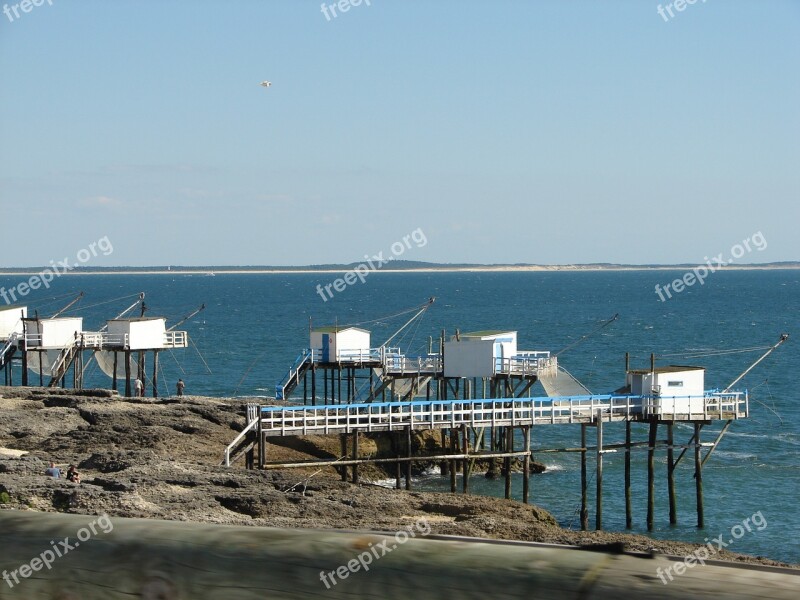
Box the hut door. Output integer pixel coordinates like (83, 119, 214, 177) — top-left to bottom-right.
(322, 334, 331, 362)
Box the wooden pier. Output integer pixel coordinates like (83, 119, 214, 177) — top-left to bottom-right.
(225, 390, 748, 531)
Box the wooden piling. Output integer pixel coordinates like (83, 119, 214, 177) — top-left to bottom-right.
(112, 351, 118, 392)
(580, 424, 588, 531)
(522, 426, 531, 504)
(504, 427, 512, 500)
(449, 430, 457, 493)
(647, 420, 658, 531)
(124, 350, 131, 397)
(395, 432, 402, 490)
(340, 434, 348, 482)
(596, 411, 603, 531)
(461, 424, 469, 494)
(311, 365, 316, 406)
(694, 422, 704, 528)
(405, 425, 412, 491)
(667, 423, 676, 525)
(440, 430, 450, 476)
(257, 421, 265, 469)
(625, 420, 632, 529)
(152, 351, 159, 398)
(352, 432, 359, 484)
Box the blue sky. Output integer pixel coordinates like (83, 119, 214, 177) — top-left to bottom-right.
(1, 0, 798, 266)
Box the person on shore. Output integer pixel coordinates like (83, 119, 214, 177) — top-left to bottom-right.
(45, 461, 61, 479)
(66, 465, 80, 484)
(134, 377, 144, 397)
(176, 378, 185, 398)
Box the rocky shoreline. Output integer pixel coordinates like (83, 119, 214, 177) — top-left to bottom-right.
(0, 386, 793, 568)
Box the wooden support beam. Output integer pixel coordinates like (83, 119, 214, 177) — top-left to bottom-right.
(263, 450, 538, 471)
(152, 351, 159, 398)
(258, 427, 265, 470)
(112, 351, 118, 391)
(580, 424, 588, 531)
(504, 427, 512, 500)
(523, 426, 531, 505)
(395, 431, 402, 490)
(124, 350, 131, 397)
(440, 430, 449, 476)
(461, 424, 469, 495)
(450, 429, 457, 493)
(695, 422, 704, 528)
(647, 420, 658, 531)
(667, 423, 676, 525)
(311, 365, 316, 406)
(596, 411, 603, 531)
(625, 420, 632, 529)
(352, 432, 359, 484)
(405, 425, 412, 491)
(340, 434, 348, 482)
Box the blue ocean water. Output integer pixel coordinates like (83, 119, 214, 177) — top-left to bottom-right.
(1, 270, 798, 563)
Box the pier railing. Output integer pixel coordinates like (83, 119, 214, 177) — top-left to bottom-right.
(495, 352, 556, 376)
(258, 390, 747, 436)
(382, 352, 442, 374)
(23, 330, 190, 351)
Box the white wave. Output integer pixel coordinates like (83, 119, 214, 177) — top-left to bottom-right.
(541, 464, 566, 473)
(367, 478, 398, 489)
(713, 451, 757, 460)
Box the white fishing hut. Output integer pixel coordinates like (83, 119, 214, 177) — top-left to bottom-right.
(628, 365, 706, 416)
(0, 305, 26, 340)
(310, 327, 371, 362)
(443, 330, 518, 377)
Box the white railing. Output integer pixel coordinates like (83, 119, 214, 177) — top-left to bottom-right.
(643, 391, 748, 420)
(0, 332, 19, 363)
(257, 390, 749, 437)
(48, 339, 78, 379)
(223, 404, 260, 467)
(495, 353, 557, 376)
(25, 331, 188, 350)
(309, 347, 384, 363)
(258, 394, 643, 436)
(164, 331, 188, 348)
(382, 353, 442, 374)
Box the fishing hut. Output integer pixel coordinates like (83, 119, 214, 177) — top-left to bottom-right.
(95, 316, 189, 397)
(0, 305, 26, 385)
(20, 315, 84, 387)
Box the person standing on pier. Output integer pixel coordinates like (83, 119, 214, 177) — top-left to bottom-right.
(134, 377, 144, 398)
(176, 379, 185, 398)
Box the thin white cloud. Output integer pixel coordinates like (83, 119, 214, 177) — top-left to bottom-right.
(78, 195, 124, 208)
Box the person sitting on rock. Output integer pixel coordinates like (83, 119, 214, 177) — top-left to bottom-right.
(45, 461, 61, 478)
(66, 465, 80, 484)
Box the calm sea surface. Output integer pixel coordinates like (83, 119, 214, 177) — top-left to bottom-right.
(2, 270, 798, 563)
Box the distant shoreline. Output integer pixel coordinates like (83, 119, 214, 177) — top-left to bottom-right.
(1, 264, 799, 276)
